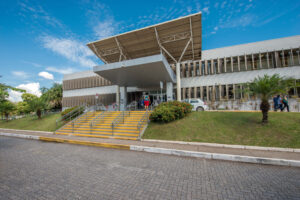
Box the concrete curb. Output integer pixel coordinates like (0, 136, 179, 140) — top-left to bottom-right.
(1, 132, 299, 167)
(0, 128, 53, 135)
(0, 132, 40, 140)
(130, 146, 300, 167)
(142, 139, 300, 153)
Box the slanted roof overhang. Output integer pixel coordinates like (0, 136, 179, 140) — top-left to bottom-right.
(87, 12, 202, 64)
(93, 54, 176, 88)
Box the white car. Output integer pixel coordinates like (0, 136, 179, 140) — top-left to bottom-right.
(183, 99, 208, 111)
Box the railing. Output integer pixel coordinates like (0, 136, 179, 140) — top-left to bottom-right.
(56, 105, 85, 129)
(137, 110, 150, 138)
(89, 111, 107, 129)
(111, 111, 130, 135)
(126, 101, 138, 111)
(70, 111, 91, 133)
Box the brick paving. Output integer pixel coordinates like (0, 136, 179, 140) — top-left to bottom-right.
(1, 128, 299, 161)
(1, 136, 300, 200)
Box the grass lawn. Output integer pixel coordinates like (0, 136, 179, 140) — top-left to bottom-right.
(0, 113, 61, 132)
(143, 112, 300, 148)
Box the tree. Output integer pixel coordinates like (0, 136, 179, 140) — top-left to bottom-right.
(16, 101, 31, 115)
(41, 83, 62, 110)
(0, 100, 16, 121)
(22, 93, 38, 103)
(27, 96, 46, 119)
(242, 74, 296, 123)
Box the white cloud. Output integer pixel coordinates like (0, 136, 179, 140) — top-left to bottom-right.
(38, 71, 54, 80)
(12, 71, 29, 79)
(202, 7, 210, 14)
(46, 67, 78, 75)
(93, 20, 116, 39)
(19, 2, 63, 28)
(40, 35, 97, 67)
(8, 82, 41, 102)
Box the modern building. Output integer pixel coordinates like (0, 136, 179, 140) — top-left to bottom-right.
(62, 12, 300, 111)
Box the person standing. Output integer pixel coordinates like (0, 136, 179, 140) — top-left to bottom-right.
(273, 95, 278, 111)
(144, 94, 150, 110)
(277, 95, 283, 111)
(281, 95, 290, 112)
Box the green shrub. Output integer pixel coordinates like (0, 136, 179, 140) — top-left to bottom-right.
(61, 106, 78, 116)
(150, 101, 192, 123)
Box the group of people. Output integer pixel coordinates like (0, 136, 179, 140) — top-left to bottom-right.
(273, 95, 289, 112)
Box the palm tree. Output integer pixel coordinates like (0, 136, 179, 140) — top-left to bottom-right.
(42, 83, 62, 110)
(0, 100, 16, 121)
(27, 97, 46, 119)
(243, 74, 296, 123)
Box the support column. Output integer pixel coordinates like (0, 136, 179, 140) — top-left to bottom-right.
(282, 50, 285, 67)
(217, 58, 220, 73)
(176, 62, 181, 101)
(206, 86, 209, 101)
(290, 49, 294, 66)
(266, 51, 270, 68)
(233, 84, 236, 100)
(275, 51, 280, 68)
(182, 88, 186, 100)
(120, 86, 127, 111)
(259, 53, 262, 68)
(237, 56, 240, 71)
(116, 85, 120, 110)
(244, 54, 248, 71)
(212, 85, 216, 101)
(200, 86, 203, 100)
(194, 87, 197, 98)
(187, 62, 191, 78)
(219, 84, 222, 100)
(298, 50, 300, 65)
(193, 62, 196, 77)
(181, 63, 185, 78)
(251, 54, 255, 70)
(224, 57, 227, 73)
(226, 84, 229, 100)
(211, 59, 214, 74)
(205, 60, 208, 75)
(166, 82, 173, 102)
(231, 57, 233, 72)
(188, 87, 191, 99)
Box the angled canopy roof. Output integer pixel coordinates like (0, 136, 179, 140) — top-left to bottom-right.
(87, 12, 202, 64)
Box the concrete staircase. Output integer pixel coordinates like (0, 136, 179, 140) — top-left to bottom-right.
(55, 111, 150, 140)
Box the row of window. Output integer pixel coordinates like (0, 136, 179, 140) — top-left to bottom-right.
(177, 83, 300, 102)
(171, 48, 300, 78)
(62, 94, 115, 108)
(63, 76, 112, 91)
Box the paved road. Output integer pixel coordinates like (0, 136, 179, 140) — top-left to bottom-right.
(0, 137, 299, 200)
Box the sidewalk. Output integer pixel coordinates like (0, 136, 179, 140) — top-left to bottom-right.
(1, 128, 300, 167)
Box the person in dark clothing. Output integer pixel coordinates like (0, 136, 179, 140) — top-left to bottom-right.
(281, 95, 289, 112)
(273, 95, 278, 111)
(277, 95, 283, 111)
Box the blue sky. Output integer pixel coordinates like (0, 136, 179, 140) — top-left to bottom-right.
(1, 0, 300, 101)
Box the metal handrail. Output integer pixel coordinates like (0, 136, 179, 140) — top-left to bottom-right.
(56, 105, 85, 128)
(71, 111, 91, 133)
(56, 105, 85, 124)
(126, 101, 138, 111)
(137, 110, 150, 137)
(111, 111, 130, 135)
(89, 111, 108, 128)
(55, 108, 87, 134)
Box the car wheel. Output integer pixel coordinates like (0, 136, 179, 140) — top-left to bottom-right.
(196, 106, 204, 112)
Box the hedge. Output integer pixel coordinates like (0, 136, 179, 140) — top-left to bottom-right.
(150, 101, 192, 123)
